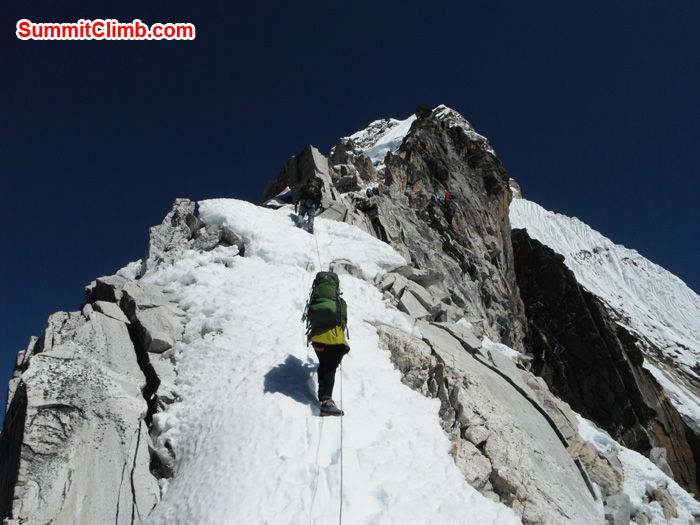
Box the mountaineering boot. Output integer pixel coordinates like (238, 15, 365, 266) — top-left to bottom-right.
(320, 399, 344, 417)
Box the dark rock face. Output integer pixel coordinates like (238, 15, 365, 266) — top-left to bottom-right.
(512, 227, 700, 496)
(379, 107, 525, 347)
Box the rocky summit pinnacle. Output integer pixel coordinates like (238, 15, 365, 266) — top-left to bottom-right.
(3, 105, 700, 524)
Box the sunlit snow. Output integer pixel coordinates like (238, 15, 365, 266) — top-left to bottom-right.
(142, 199, 520, 524)
(349, 115, 417, 167)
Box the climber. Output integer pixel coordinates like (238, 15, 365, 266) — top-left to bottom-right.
(295, 176, 323, 233)
(302, 271, 350, 416)
(365, 185, 380, 198)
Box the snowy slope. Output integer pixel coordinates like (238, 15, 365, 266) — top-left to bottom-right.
(510, 197, 700, 428)
(348, 114, 417, 167)
(142, 200, 520, 524)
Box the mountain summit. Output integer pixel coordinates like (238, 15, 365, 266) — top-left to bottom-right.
(2, 105, 700, 524)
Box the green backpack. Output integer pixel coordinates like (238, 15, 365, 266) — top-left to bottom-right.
(303, 271, 348, 334)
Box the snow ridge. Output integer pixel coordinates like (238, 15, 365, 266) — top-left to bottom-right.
(143, 200, 519, 524)
(348, 115, 417, 166)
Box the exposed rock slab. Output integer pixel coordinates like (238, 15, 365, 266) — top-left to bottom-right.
(2, 259, 191, 523)
(1, 308, 159, 524)
(377, 322, 603, 524)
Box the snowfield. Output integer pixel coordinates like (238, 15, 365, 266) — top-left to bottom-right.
(142, 199, 520, 525)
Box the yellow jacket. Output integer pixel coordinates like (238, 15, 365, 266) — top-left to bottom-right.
(309, 326, 349, 350)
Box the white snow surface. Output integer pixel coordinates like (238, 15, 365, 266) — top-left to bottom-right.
(510, 198, 700, 427)
(143, 199, 520, 524)
(349, 114, 417, 166)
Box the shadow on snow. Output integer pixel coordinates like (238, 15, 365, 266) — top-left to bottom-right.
(264, 354, 319, 413)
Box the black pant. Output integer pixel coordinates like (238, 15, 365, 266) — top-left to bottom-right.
(314, 345, 348, 401)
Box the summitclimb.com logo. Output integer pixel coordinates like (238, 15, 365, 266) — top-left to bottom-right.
(16, 19, 196, 41)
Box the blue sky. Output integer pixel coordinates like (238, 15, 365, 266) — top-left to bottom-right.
(2, 1, 699, 413)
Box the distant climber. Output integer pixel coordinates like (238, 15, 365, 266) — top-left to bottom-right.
(437, 190, 450, 206)
(366, 185, 380, 198)
(295, 177, 323, 233)
(302, 271, 350, 416)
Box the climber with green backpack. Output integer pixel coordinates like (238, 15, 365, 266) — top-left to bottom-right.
(302, 271, 349, 416)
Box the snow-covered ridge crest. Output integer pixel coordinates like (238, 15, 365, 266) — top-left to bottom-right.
(141, 198, 523, 524)
(194, 198, 406, 280)
(344, 104, 494, 167)
(510, 198, 700, 426)
(433, 104, 495, 152)
(347, 114, 417, 165)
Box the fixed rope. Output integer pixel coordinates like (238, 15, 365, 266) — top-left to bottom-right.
(302, 209, 344, 524)
(316, 219, 343, 525)
(308, 417, 324, 525)
(313, 222, 323, 271)
(339, 361, 344, 525)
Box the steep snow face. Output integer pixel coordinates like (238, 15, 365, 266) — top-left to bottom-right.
(510, 198, 700, 428)
(142, 199, 519, 524)
(348, 114, 417, 166)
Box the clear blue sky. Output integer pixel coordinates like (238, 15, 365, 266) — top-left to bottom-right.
(2, 2, 699, 413)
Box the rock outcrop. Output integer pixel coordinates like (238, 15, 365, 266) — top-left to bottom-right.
(369, 263, 618, 524)
(0, 199, 242, 524)
(262, 105, 527, 350)
(0, 279, 173, 524)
